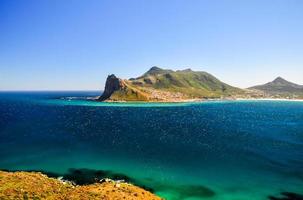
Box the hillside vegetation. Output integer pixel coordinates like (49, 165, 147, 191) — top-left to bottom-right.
(0, 171, 161, 200)
(99, 67, 245, 102)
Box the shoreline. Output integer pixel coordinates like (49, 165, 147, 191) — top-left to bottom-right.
(234, 98, 303, 102)
(54, 96, 303, 106)
(96, 97, 303, 103)
(0, 170, 161, 200)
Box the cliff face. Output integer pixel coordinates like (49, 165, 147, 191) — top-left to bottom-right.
(98, 74, 149, 101)
(98, 74, 125, 101)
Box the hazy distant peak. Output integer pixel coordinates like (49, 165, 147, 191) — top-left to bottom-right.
(268, 77, 302, 88)
(272, 76, 288, 84)
(249, 76, 303, 97)
(274, 76, 284, 81)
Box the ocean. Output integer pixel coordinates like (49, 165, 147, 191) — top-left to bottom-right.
(0, 91, 302, 200)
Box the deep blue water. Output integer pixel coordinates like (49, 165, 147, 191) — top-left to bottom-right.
(0, 91, 303, 200)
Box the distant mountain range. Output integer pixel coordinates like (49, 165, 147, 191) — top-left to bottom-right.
(98, 67, 303, 102)
(249, 77, 303, 98)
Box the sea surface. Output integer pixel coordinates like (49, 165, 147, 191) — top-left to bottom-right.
(0, 91, 302, 200)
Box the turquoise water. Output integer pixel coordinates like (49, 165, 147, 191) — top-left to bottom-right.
(0, 92, 302, 200)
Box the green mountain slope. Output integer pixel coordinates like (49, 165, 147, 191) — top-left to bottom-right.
(98, 67, 245, 102)
(130, 67, 243, 97)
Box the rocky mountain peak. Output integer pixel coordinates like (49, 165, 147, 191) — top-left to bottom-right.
(272, 77, 287, 84)
(98, 74, 125, 101)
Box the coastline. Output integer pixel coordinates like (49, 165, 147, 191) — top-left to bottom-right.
(0, 170, 162, 200)
(98, 97, 303, 103)
(235, 98, 303, 102)
(47, 95, 303, 108)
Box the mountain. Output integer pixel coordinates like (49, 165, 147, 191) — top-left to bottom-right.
(98, 67, 245, 102)
(249, 77, 303, 98)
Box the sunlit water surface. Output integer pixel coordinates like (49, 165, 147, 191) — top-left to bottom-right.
(0, 92, 302, 200)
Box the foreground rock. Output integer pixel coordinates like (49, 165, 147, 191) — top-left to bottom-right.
(0, 171, 162, 200)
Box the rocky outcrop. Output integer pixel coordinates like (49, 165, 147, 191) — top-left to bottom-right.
(98, 74, 126, 101)
(98, 74, 149, 101)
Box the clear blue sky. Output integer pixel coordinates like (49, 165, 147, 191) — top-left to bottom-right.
(1, 0, 303, 90)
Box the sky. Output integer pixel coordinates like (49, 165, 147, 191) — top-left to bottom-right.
(0, 0, 303, 90)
